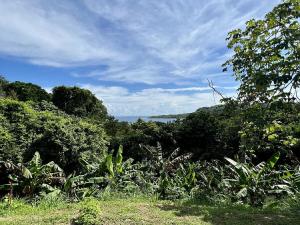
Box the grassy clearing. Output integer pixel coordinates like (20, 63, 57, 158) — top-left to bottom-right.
(0, 198, 299, 225)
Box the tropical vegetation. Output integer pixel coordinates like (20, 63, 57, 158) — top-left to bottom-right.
(0, 0, 299, 224)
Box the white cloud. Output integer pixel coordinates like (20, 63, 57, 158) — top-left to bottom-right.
(0, 0, 281, 84)
(82, 0, 281, 83)
(81, 84, 236, 116)
(0, 0, 280, 115)
(0, 0, 128, 67)
(43, 87, 53, 94)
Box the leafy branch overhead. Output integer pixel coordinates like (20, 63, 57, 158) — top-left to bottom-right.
(223, 0, 300, 103)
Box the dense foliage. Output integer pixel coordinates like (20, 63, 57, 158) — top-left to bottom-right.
(223, 0, 300, 103)
(0, 0, 299, 211)
(0, 77, 51, 102)
(0, 99, 108, 173)
(52, 86, 108, 121)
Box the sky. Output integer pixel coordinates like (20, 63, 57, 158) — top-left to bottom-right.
(0, 0, 281, 116)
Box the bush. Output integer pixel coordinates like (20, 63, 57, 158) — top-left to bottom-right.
(0, 98, 108, 173)
(72, 198, 101, 225)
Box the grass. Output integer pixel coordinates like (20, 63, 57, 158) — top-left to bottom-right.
(0, 197, 299, 225)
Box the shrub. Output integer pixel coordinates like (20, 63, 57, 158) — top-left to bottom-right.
(72, 198, 101, 225)
(0, 98, 108, 173)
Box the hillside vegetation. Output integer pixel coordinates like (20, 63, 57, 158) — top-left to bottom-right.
(0, 0, 299, 224)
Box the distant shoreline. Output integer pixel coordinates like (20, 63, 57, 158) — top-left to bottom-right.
(149, 113, 189, 119)
(115, 116, 177, 123)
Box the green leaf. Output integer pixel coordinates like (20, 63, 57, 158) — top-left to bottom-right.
(237, 187, 248, 198)
(106, 154, 114, 178)
(21, 165, 32, 179)
(225, 157, 239, 167)
(266, 152, 280, 169)
(116, 145, 123, 174)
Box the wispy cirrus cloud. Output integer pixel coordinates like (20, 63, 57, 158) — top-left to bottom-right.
(81, 0, 281, 84)
(0, 0, 129, 67)
(0, 0, 280, 115)
(0, 0, 281, 84)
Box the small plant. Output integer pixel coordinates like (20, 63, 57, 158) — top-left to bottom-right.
(72, 198, 101, 225)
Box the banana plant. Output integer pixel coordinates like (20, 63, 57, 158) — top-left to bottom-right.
(224, 152, 294, 206)
(141, 142, 192, 174)
(0, 152, 65, 199)
(64, 145, 124, 199)
(141, 142, 193, 199)
(0, 161, 31, 204)
(24, 152, 65, 196)
(105, 145, 124, 178)
(177, 163, 197, 191)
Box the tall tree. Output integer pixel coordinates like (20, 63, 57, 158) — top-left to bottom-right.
(5, 81, 51, 102)
(223, 0, 300, 103)
(52, 86, 108, 121)
(223, 0, 300, 162)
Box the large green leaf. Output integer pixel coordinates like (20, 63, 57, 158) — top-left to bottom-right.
(225, 157, 238, 167)
(20, 165, 32, 179)
(106, 154, 114, 178)
(266, 152, 280, 170)
(236, 187, 247, 198)
(116, 145, 123, 174)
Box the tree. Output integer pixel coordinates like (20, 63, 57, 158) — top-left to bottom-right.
(176, 111, 220, 160)
(0, 76, 8, 98)
(223, 0, 300, 103)
(222, 0, 300, 162)
(52, 86, 108, 121)
(5, 81, 51, 102)
(0, 98, 108, 173)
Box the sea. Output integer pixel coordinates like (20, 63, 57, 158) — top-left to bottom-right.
(115, 116, 176, 123)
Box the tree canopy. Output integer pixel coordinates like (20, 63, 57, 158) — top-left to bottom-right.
(0, 98, 108, 173)
(5, 81, 51, 102)
(52, 86, 108, 121)
(223, 0, 300, 103)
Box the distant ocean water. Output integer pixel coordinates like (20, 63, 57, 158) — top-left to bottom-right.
(115, 116, 176, 123)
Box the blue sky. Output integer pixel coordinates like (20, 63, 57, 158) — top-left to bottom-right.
(0, 0, 281, 116)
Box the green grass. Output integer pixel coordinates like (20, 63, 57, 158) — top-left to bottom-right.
(0, 198, 299, 225)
